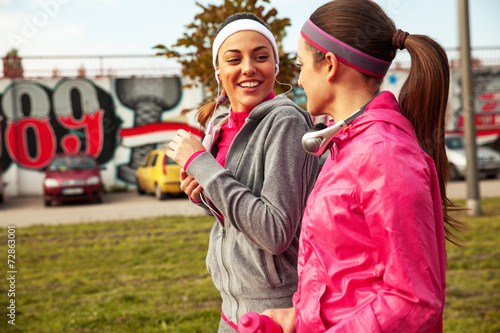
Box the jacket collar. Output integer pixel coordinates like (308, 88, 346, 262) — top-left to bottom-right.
(331, 91, 417, 144)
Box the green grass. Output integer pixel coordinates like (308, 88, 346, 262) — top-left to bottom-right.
(0, 216, 221, 333)
(444, 197, 500, 333)
(0, 198, 499, 332)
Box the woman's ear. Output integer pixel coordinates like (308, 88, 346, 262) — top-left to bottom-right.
(324, 52, 338, 82)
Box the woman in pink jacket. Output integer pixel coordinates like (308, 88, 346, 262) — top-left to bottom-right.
(262, 0, 463, 332)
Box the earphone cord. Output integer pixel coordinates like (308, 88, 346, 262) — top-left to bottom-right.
(275, 78, 293, 94)
(212, 82, 222, 114)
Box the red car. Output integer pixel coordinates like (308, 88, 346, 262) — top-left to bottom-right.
(43, 153, 104, 206)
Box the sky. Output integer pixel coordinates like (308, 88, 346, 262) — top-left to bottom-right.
(0, 0, 499, 59)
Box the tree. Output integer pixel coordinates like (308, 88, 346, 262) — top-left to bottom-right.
(3, 48, 24, 78)
(153, 0, 299, 109)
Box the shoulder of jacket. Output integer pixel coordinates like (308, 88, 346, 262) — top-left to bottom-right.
(261, 96, 310, 121)
(212, 112, 229, 126)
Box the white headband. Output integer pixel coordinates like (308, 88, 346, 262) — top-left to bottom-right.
(212, 19, 279, 70)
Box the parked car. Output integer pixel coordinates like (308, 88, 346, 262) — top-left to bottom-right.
(445, 134, 500, 180)
(0, 168, 6, 203)
(43, 153, 104, 206)
(135, 147, 183, 200)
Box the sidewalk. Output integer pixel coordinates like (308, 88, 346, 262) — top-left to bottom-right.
(446, 178, 500, 200)
(1, 179, 499, 227)
(0, 191, 205, 227)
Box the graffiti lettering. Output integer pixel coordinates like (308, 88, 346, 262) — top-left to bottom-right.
(481, 101, 499, 112)
(6, 118, 55, 168)
(0, 78, 119, 171)
(58, 111, 104, 156)
(53, 79, 105, 156)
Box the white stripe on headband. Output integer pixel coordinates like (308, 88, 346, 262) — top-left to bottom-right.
(301, 19, 391, 78)
(212, 19, 279, 70)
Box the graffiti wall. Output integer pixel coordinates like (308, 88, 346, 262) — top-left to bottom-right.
(0, 76, 205, 197)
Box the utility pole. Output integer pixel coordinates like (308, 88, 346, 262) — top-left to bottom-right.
(458, 0, 481, 216)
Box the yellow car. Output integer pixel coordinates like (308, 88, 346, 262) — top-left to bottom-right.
(135, 148, 183, 200)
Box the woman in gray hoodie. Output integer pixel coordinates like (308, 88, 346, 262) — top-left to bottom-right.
(167, 12, 318, 332)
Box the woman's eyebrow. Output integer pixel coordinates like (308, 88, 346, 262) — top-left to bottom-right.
(223, 45, 270, 56)
(253, 46, 270, 52)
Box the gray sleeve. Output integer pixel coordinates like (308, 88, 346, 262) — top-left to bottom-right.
(186, 113, 318, 255)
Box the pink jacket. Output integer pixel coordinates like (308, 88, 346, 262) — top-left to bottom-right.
(293, 91, 446, 332)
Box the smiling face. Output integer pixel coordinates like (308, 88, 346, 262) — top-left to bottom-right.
(217, 30, 276, 112)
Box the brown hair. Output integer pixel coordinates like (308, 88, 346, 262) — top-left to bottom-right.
(307, 0, 463, 243)
(196, 13, 273, 128)
(196, 89, 228, 128)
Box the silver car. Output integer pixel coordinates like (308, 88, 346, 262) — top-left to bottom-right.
(445, 134, 500, 180)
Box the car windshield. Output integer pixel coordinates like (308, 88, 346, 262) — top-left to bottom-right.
(445, 137, 465, 149)
(165, 155, 176, 165)
(48, 155, 97, 171)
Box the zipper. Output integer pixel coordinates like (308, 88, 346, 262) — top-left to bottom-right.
(216, 228, 225, 240)
(204, 113, 244, 322)
(219, 227, 240, 322)
(200, 193, 239, 319)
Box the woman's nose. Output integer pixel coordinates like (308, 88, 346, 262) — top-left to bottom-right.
(297, 75, 303, 88)
(241, 60, 256, 76)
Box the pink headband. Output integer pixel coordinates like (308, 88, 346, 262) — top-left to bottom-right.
(301, 19, 391, 78)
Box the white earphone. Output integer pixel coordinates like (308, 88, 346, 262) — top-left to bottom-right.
(215, 69, 220, 83)
(302, 91, 381, 155)
(275, 64, 280, 76)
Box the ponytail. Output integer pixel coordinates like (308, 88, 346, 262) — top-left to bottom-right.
(196, 91, 229, 128)
(399, 35, 464, 244)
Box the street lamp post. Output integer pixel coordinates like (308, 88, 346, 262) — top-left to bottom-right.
(458, 0, 481, 216)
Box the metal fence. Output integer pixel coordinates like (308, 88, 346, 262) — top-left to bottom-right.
(1, 54, 182, 79)
(2, 46, 500, 79)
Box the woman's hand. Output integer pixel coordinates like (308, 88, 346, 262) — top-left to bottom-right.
(261, 307, 296, 333)
(167, 129, 205, 169)
(180, 168, 203, 202)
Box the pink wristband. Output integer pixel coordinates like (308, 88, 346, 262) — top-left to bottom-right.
(185, 150, 205, 169)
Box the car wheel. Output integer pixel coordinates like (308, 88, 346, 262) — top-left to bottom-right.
(44, 200, 51, 207)
(0, 194, 3, 203)
(137, 180, 145, 195)
(155, 183, 166, 200)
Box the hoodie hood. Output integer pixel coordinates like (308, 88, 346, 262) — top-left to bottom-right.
(249, 93, 315, 128)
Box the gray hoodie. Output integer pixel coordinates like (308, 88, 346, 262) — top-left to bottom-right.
(186, 94, 318, 332)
